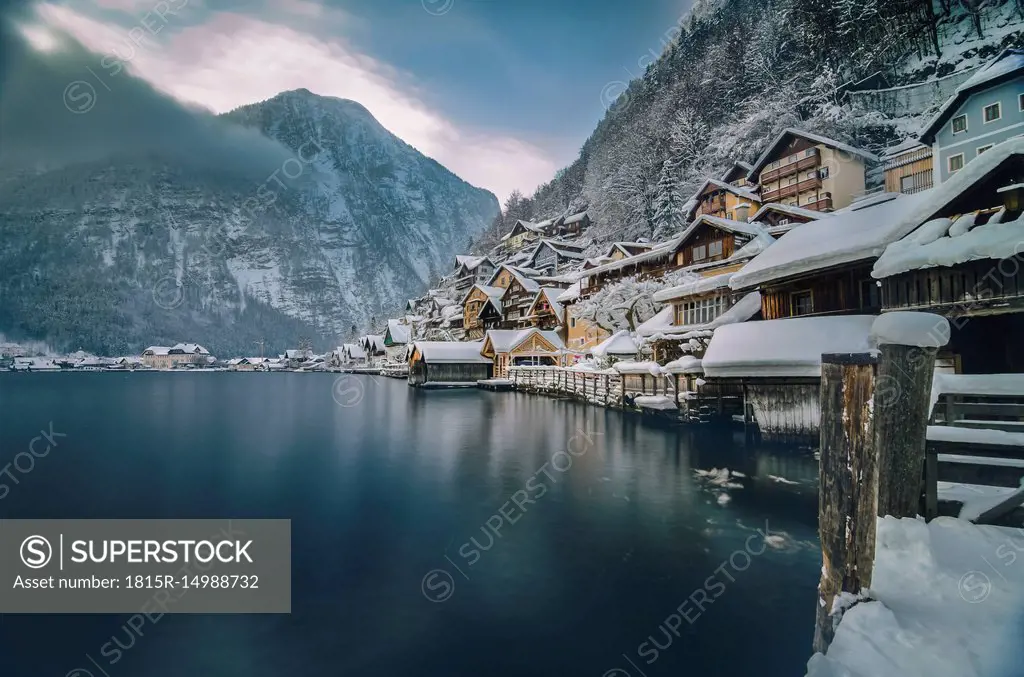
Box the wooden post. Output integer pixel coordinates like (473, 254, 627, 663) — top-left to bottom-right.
(874, 343, 937, 518)
(814, 353, 877, 655)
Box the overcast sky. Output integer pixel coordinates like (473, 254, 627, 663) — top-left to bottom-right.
(13, 0, 691, 199)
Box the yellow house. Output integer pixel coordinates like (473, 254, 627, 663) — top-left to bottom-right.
(749, 128, 878, 212)
(687, 178, 762, 222)
(499, 220, 544, 251)
(461, 284, 505, 339)
(481, 328, 565, 378)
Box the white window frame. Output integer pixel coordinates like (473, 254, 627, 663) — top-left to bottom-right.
(982, 101, 1002, 124)
(818, 166, 830, 179)
(692, 245, 707, 261)
(708, 240, 723, 257)
(976, 143, 994, 155)
(947, 153, 965, 173)
(1020, 93, 1024, 112)
(951, 114, 968, 135)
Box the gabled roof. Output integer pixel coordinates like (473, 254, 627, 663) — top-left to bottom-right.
(384, 319, 410, 346)
(144, 346, 171, 356)
(920, 48, 1024, 144)
(748, 128, 879, 179)
(591, 330, 638, 357)
(454, 255, 493, 273)
(482, 328, 566, 355)
(360, 335, 385, 353)
(689, 177, 761, 206)
(605, 242, 654, 258)
(171, 342, 209, 354)
(500, 219, 546, 241)
(527, 239, 589, 268)
(477, 296, 503, 318)
(562, 210, 590, 225)
(720, 160, 753, 184)
(486, 264, 541, 291)
(459, 283, 505, 306)
(750, 202, 825, 223)
(527, 287, 566, 323)
(412, 341, 490, 364)
(343, 343, 366, 359)
(730, 137, 1024, 290)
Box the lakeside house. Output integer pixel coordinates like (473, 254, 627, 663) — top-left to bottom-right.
(918, 48, 1023, 185)
(142, 343, 212, 369)
(480, 328, 566, 378)
(408, 341, 492, 387)
(747, 128, 878, 212)
(383, 319, 411, 363)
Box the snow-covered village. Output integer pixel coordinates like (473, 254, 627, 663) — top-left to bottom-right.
(2, 0, 1024, 676)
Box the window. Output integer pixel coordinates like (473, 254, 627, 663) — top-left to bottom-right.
(1020, 93, 1024, 112)
(818, 166, 830, 179)
(977, 144, 994, 155)
(900, 175, 915, 193)
(983, 102, 1001, 123)
(570, 317, 577, 329)
(859, 279, 880, 310)
(948, 153, 965, 173)
(681, 296, 728, 326)
(790, 290, 813, 316)
(692, 245, 707, 261)
(708, 240, 723, 257)
(951, 114, 968, 134)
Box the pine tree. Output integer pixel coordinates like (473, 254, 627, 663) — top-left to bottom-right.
(653, 158, 687, 234)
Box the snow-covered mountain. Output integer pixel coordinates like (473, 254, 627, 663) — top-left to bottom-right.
(0, 89, 499, 356)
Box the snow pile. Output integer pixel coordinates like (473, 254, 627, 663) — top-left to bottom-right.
(633, 395, 677, 410)
(653, 271, 735, 303)
(694, 467, 745, 489)
(873, 209, 1024, 279)
(636, 306, 675, 337)
(703, 315, 876, 378)
(663, 355, 703, 374)
(614, 361, 664, 375)
(930, 373, 1024, 415)
(938, 482, 1024, 522)
(871, 311, 950, 348)
(591, 330, 639, 358)
(806, 516, 1024, 677)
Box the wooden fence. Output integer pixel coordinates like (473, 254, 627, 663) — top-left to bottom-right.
(507, 366, 692, 414)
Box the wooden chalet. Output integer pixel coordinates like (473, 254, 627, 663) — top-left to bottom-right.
(501, 220, 546, 250)
(720, 160, 753, 187)
(749, 203, 823, 236)
(499, 269, 542, 329)
(481, 329, 566, 378)
(670, 214, 774, 277)
(525, 287, 566, 335)
(451, 256, 496, 294)
(748, 128, 878, 212)
(554, 210, 591, 237)
(461, 284, 505, 339)
(687, 178, 762, 223)
(605, 241, 653, 261)
(524, 239, 588, 276)
(408, 341, 492, 387)
(872, 141, 1024, 373)
(882, 141, 934, 195)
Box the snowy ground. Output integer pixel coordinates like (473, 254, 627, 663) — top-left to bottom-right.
(806, 516, 1024, 677)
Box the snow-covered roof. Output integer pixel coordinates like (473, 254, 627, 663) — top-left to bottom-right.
(500, 219, 545, 241)
(563, 210, 590, 225)
(144, 346, 171, 356)
(688, 177, 761, 207)
(872, 207, 1023, 279)
(412, 341, 490, 364)
(459, 283, 504, 307)
(171, 342, 209, 354)
(732, 137, 1024, 290)
(386, 319, 410, 345)
(361, 335, 385, 353)
(528, 240, 588, 266)
(591, 331, 639, 357)
(663, 355, 704, 375)
(640, 291, 762, 339)
(720, 160, 752, 183)
(702, 315, 876, 378)
(749, 202, 825, 223)
(344, 343, 366, 359)
(654, 271, 735, 303)
(748, 128, 879, 179)
(484, 329, 565, 353)
(531, 287, 565, 323)
(606, 242, 654, 258)
(920, 48, 1024, 144)
(557, 279, 583, 303)
(635, 306, 674, 337)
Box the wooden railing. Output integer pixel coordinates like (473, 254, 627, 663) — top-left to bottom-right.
(507, 366, 687, 413)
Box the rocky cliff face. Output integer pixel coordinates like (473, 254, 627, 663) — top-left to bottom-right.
(0, 89, 499, 356)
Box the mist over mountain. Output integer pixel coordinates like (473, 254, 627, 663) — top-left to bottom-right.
(0, 7, 499, 356)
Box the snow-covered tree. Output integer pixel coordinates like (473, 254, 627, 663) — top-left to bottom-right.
(653, 158, 687, 234)
(572, 270, 701, 333)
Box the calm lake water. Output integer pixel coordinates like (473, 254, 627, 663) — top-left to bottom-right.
(0, 372, 821, 677)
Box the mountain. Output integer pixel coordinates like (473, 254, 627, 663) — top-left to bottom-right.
(0, 89, 499, 356)
(494, 0, 1023, 247)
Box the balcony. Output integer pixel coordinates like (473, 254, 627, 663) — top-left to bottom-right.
(694, 195, 727, 217)
(761, 176, 823, 203)
(803, 193, 833, 211)
(760, 148, 820, 184)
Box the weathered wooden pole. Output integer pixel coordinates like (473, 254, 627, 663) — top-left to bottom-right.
(872, 312, 950, 519)
(814, 352, 878, 655)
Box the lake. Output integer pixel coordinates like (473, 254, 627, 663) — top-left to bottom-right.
(0, 372, 822, 677)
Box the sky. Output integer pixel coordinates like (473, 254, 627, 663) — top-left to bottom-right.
(8, 0, 693, 199)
